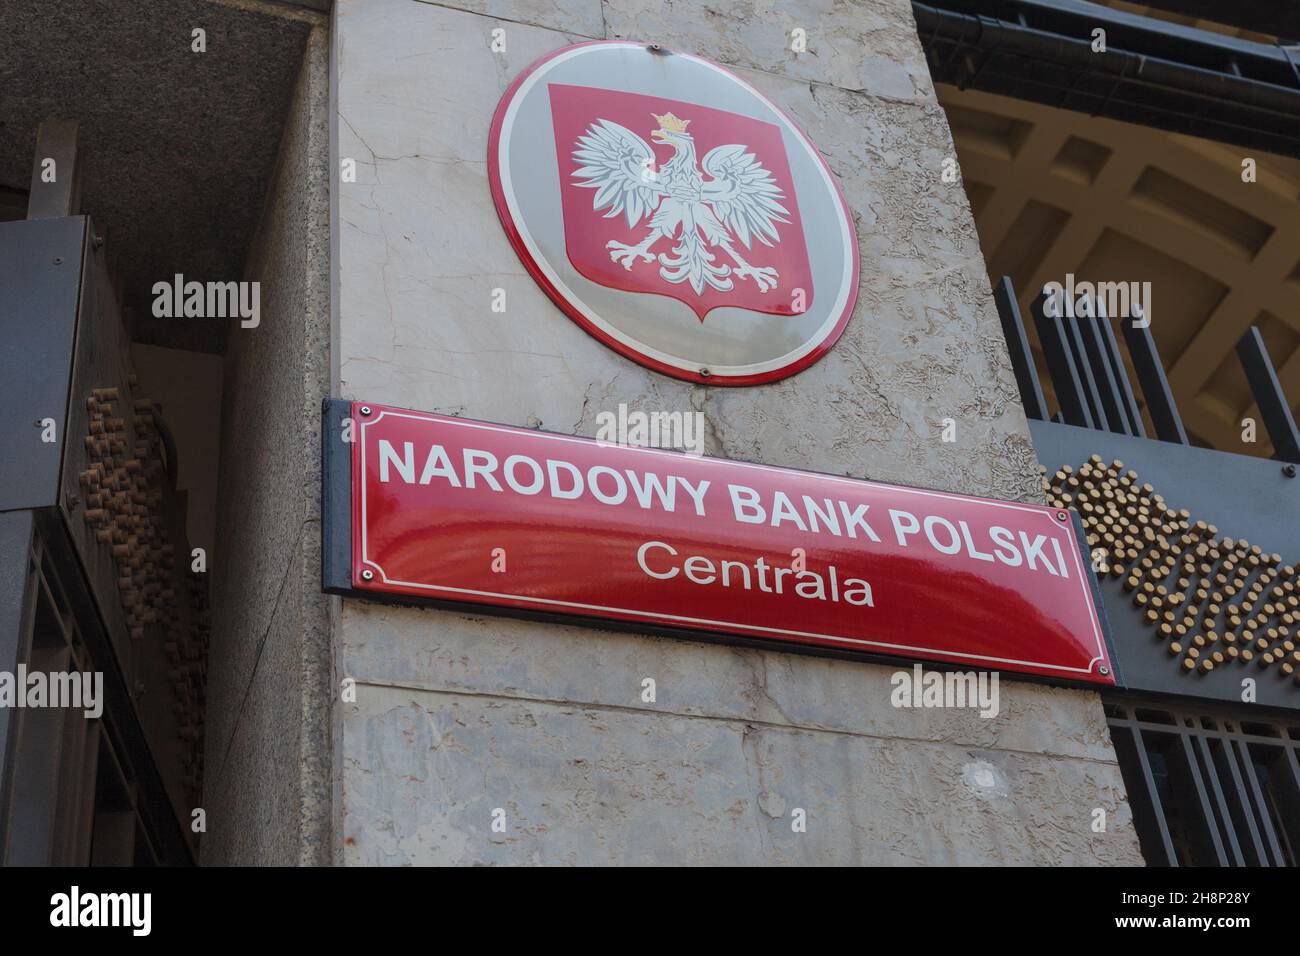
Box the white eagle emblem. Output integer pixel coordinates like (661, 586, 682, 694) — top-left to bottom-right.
(571, 111, 791, 295)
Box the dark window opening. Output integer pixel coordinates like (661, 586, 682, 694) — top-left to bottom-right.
(1108, 698, 1300, 865)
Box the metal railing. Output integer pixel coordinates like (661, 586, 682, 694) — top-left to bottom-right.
(994, 275, 1300, 460)
(1106, 697, 1300, 866)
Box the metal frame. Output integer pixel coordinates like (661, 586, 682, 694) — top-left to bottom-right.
(1029, 291, 1094, 429)
(1000, 265, 1300, 873)
(321, 398, 353, 592)
(0, 206, 199, 863)
(1123, 317, 1189, 445)
(994, 277, 1048, 422)
(914, 0, 1300, 158)
(1106, 696, 1300, 866)
(1237, 327, 1300, 463)
(25, 121, 82, 221)
(1098, 307, 1146, 438)
(995, 274, 1242, 447)
(1127, 0, 1300, 39)
(3, 523, 102, 864)
(0, 513, 191, 864)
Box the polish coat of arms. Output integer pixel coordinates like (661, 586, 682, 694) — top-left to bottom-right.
(549, 84, 814, 322)
(576, 109, 786, 294)
(489, 43, 857, 385)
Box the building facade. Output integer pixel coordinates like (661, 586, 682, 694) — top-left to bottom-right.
(2, 0, 1298, 866)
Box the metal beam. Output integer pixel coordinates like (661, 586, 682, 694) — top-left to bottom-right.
(1097, 307, 1147, 438)
(26, 121, 81, 220)
(913, 0, 1300, 157)
(1031, 291, 1094, 428)
(1236, 326, 1300, 463)
(1064, 311, 1111, 432)
(1127, 1, 1300, 41)
(992, 277, 1049, 421)
(1122, 315, 1189, 444)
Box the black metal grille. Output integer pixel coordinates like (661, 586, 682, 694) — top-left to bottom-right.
(993, 274, 1300, 461)
(1106, 696, 1300, 865)
(0, 516, 193, 865)
(1, 526, 164, 865)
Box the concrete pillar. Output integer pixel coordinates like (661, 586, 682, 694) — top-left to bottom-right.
(332, 0, 1143, 865)
(202, 22, 333, 866)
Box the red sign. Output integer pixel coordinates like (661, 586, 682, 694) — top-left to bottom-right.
(350, 403, 1113, 685)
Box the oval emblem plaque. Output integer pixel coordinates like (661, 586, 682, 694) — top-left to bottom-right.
(488, 41, 860, 386)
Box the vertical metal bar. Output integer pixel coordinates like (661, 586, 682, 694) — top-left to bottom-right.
(1285, 738, 1300, 790)
(1284, 742, 1300, 859)
(0, 513, 37, 863)
(45, 570, 84, 866)
(1231, 738, 1286, 866)
(31, 511, 195, 865)
(1122, 316, 1189, 444)
(26, 120, 81, 220)
(1206, 732, 1269, 865)
(1097, 305, 1147, 437)
(1124, 719, 1180, 865)
(70, 720, 101, 865)
(52, 671, 88, 865)
(1188, 732, 1242, 865)
(5, 635, 72, 865)
(1077, 301, 1132, 435)
(992, 277, 1049, 420)
(1236, 326, 1300, 463)
(322, 398, 356, 592)
(1032, 291, 1095, 428)
(1064, 311, 1112, 432)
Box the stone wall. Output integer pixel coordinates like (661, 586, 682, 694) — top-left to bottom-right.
(202, 20, 332, 866)
(332, 0, 1144, 865)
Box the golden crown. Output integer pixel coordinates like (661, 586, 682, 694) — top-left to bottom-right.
(652, 111, 690, 133)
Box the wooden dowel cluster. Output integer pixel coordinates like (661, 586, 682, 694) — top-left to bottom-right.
(1042, 456, 1299, 686)
(77, 381, 209, 804)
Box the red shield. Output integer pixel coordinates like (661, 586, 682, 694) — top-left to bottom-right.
(548, 83, 814, 322)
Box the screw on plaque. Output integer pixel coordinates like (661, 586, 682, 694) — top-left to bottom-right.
(1056, 511, 1069, 521)
(699, 368, 711, 379)
(1284, 464, 1297, 478)
(1099, 665, 1110, 676)
(361, 569, 375, 581)
(360, 405, 373, 416)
